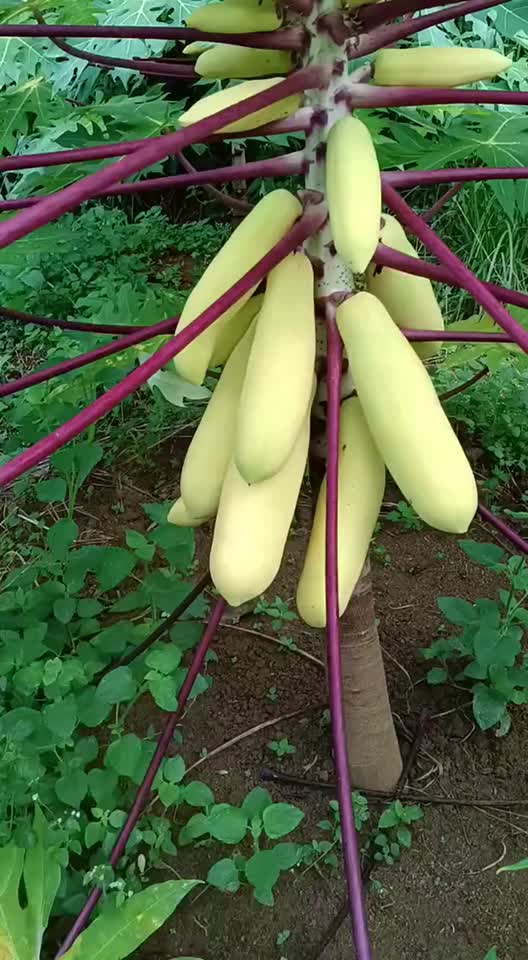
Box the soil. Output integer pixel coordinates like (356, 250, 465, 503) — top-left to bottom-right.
(70, 452, 528, 960)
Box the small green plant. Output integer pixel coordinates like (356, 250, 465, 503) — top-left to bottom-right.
(422, 540, 528, 735)
(300, 795, 370, 874)
(371, 800, 423, 866)
(385, 501, 423, 531)
(254, 596, 297, 632)
(267, 686, 279, 703)
(267, 738, 296, 759)
(203, 788, 305, 906)
(372, 543, 392, 568)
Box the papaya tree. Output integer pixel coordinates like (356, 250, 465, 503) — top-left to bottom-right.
(0, 1, 527, 957)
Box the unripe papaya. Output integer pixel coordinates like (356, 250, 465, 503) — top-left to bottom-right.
(196, 44, 291, 79)
(336, 292, 477, 533)
(179, 78, 301, 134)
(210, 410, 310, 607)
(187, 1, 281, 34)
(235, 253, 315, 483)
(366, 214, 444, 360)
(173, 189, 301, 385)
(325, 116, 381, 273)
(180, 324, 255, 519)
(167, 497, 211, 526)
(182, 41, 213, 56)
(209, 294, 264, 367)
(373, 47, 512, 88)
(296, 397, 385, 627)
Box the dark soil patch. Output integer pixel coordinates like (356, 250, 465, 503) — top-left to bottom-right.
(66, 452, 528, 960)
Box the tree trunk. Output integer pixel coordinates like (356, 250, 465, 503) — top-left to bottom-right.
(340, 559, 402, 791)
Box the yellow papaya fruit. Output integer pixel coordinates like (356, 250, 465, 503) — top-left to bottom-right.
(326, 115, 381, 273)
(180, 324, 255, 519)
(196, 44, 291, 79)
(210, 409, 310, 607)
(186, 1, 281, 34)
(209, 294, 264, 367)
(235, 253, 315, 483)
(366, 214, 444, 360)
(296, 397, 385, 627)
(179, 77, 300, 134)
(336, 292, 477, 533)
(173, 189, 301, 385)
(167, 497, 211, 526)
(373, 47, 512, 88)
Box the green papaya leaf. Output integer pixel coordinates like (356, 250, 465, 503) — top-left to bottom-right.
(24, 808, 62, 956)
(0, 845, 30, 960)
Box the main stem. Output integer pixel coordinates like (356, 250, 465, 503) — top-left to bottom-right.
(302, 4, 401, 955)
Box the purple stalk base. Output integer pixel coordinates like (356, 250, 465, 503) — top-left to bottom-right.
(0, 23, 304, 51)
(0, 152, 305, 213)
(347, 85, 528, 110)
(357, 0, 504, 51)
(0, 202, 326, 487)
(373, 244, 528, 313)
(56, 597, 226, 958)
(0, 116, 312, 174)
(0, 67, 323, 250)
(385, 166, 528, 189)
(405, 329, 512, 343)
(0, 304, 145, 334)
(421, 183, 463, 223)
(0, 314, 180, 398)
(382, 184, 528, 353)
(325, 306, 372, 960)
(477, 504, 528, 555)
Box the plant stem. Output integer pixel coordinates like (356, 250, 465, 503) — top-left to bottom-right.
(359, 0, 494, 28)
(0, 23, 305, 49)
(0, 203, 326, 487)
(346, 85, 528, 109)
(373, 244, 528, 312)
(56, 598, 227, 958)
(0, 66, 325, 250)
(357, 0, 504, 46)
(421, 183, 463, 223)
(0, 153, 305, 213)
(385, 166, 528, 188)
(381, 183, 528, 352)
(477, 504, 528, 555)
(0, 304, 147, 334)
(325, 308, 372, 960)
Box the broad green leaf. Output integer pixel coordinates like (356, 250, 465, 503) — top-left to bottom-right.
(53, 596, 77, 624)
(77, 599, 103, 618)
(183, 782, 214, 809)
(105, 735, 143, 779)
(96, 667, 137, 705)
(242, 787, 272, 820)
(0, 845, 27, 960)
(271, 842, 302, 870)
(262, 803, 304, 840)
(426, 667, 448, 685)
(125, 530, 155, 563)
(436, 597, 475, 625)
(208, 805, 248, 844)
(94, 548, 135, 592)
(36, 477, 67, 503)
(47, 518, 78, 560)
(145, 645, 182, 675)
(158, 782, 181, 808)
(207, 858, 240, 893)
(76, 687, 113, 728)
(458, 540, 506, 569)
(87, 769, 119, 809)
(63, 880, 201, 960)
(43, 696, 78, 740)
(148, 368, 209, 407)
(178, 813, 209, 846)
(473, 684, 509, 731)
(163, 756, 186, 784)
(55, 770, 88, 808)
(244, 850, 281, 902)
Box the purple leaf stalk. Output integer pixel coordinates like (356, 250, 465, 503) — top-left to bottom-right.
(56, 597, 227, 958)
(0, 152, 305, 212)
(0, 304, 147, 334)
(0, 66, 325, 250)
(355, 0, 507, 55)
(0, 23, 304, 50)
(382, 184, 528, 353)
(0, 202, 326, 487)
(478, 504, 528, 555)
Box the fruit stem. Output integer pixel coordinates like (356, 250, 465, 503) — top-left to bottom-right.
(385, 166, 528, 188)
(382, 183, 528, 353)
(345, 84, 528, 108)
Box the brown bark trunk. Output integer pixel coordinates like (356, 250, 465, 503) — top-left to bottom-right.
(340, 559, 402, 791)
